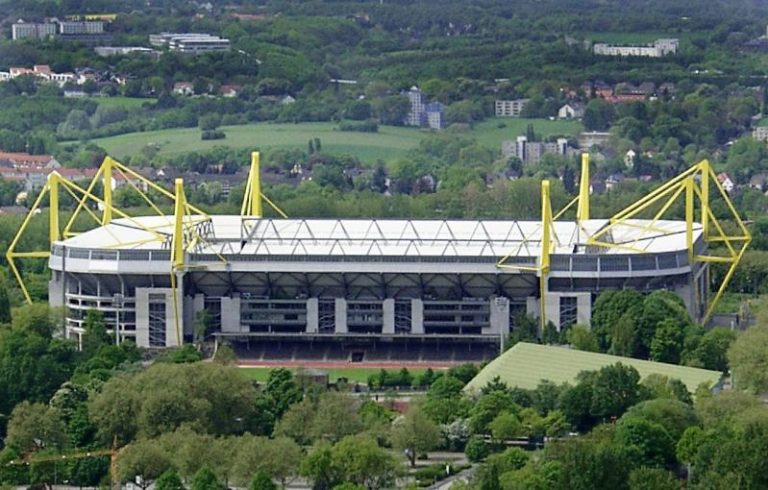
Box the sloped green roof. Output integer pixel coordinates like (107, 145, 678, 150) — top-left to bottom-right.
(464, 342, 722, 394)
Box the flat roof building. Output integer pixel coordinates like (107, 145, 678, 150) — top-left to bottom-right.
(150, 32, 231, 54)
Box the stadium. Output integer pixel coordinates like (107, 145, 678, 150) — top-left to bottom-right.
(8, 154, 750, 363)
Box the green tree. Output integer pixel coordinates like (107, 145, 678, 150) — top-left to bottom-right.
(82, 309, 112, 355)
(6, 401, 67, 454)
(627, 467, 678, 490)
(614, 416, 676, 467)
(390, 405, 441, 466)
(649, 319, 684, 364)
(583, 99, 616, 131)
(727, 324, 768, 392)
(301, 442, 339, 490)
(590, 363, 643, 421)
(567, 325, 600, 352)
(155, 469, 185, 490)
(488, 411, 522, 441)
(331, 435, 399, 490)
(250, 470, 277, 490)
(0, 272, 11, 324)
(118, 439, 172, 490)
(191, 466, 227, 490)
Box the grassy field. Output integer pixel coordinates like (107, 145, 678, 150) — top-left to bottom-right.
(89, 118, 582, 163)
(95, 96, 154, 109)
(240, 366, 436, 383)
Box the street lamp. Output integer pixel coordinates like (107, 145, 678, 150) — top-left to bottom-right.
(113, 293, 124, 345)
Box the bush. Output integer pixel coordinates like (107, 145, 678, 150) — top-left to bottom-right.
(201, 130, 226, 140)
(465, 435, 490, 462)
(338, 119, 379, 132)
(414, 463, 457, 486)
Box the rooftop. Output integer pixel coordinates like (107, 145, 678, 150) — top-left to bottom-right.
(463, 342, 722, 393)
(57, 215, 701, 258)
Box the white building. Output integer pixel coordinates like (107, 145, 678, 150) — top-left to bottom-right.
(58, 21, 104, 34)
(11, 20, 57, 40)
(150, 33, 231, 54)
(752, 126, 768, 142)
(502, 136, 571, 164)
(404, 86, 426, 126)
(593, 38, 679, 57)
(558, 103, 585, 119)
(495, 99, 529, 117)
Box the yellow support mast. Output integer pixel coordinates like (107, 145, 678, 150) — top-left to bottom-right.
(539, 180, 553, 330)
(241, 151, 263, 217)
(102, 156, 113, 225)
(576, 153, 590, 222)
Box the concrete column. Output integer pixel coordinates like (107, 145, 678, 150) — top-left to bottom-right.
(334, 298, 348, 333)
(306, 298, 319, 333)
(576, 294, 591, 326)
(165, 280, 183, 347)
(544, 293, 561, 331)
(221, 294, 242, 333)
(411, 299, 424, 334)
(488, 296, 510, 337)
(526, 296, 539, 319)
(134, 288, 150, 348)
(382, 298, 395, 334)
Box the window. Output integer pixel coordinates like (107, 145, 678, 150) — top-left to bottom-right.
(559, 296, 578, 329)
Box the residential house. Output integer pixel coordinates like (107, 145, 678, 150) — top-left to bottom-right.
(605, 174, 624, 191)
(749, 173, 768, 192)
(495, 99, 529, 117)
(0, 152, 61, 169)
(717, 172, 735, 193)
(219, 84, 240, 98)
(558, 103, 585, 119)
(624, 149, 637, 169)
(752, 126, 768, 142)
(501, 136, 572, 165)
(578, 131, 612, 148)
(173, 82, 194, 96)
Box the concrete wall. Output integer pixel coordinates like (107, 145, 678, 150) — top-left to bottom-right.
(306, 298, 319, 333)
(221, 294, 241, 333)
(382, 298, 395, 334)
(334, 298, 348, 333)
(411, 299, 424, 334)
(487, 296, 510, 336)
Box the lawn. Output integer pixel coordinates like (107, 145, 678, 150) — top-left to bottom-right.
(240, 366, 435, 384)
(91, 122, 424, 163)
(95, 96, 154, 109)
(89, 118, 582, 163)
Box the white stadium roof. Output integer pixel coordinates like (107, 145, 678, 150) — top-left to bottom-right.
(57, 215, 701, 258)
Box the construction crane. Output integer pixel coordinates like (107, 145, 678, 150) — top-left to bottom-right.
(5, 442, 119, 489)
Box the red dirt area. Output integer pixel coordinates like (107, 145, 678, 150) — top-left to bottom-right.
(237, 360, 462, 369)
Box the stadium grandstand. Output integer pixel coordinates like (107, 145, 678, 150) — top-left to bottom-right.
(6, 154, 750, 363)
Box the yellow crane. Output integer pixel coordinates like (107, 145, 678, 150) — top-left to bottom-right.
(5, 442, 120, 489)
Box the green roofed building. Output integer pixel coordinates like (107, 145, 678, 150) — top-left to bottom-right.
(464, 342, 723, 394)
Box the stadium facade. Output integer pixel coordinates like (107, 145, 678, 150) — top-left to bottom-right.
(8, 155, 750, 358)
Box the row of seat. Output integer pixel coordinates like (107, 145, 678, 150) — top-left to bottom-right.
(232, 340, 498, 363)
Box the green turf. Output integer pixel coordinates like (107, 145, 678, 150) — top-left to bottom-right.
(464, 342, 722, 394)
(90, 122, 424, 163)
(88, 118, 583, 163)
(95, 96, 153, 109)
(470, 118, 583, 149)
(240, 366, 435, 384)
